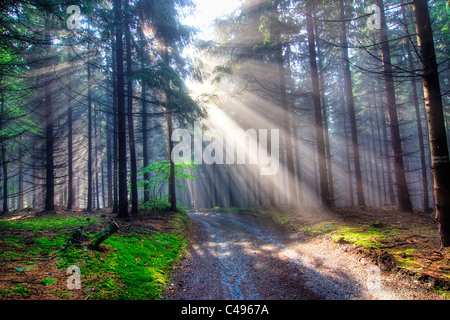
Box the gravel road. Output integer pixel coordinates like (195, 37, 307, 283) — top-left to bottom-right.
(166, 210, 443, 300)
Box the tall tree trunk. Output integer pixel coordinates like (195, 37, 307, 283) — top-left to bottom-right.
(162, 45, 177, 212)
(111, 38, 119, 214)
(86, 33, 93, 212)
(369, 108, 382, 207)
(377, 0, 413, 212)
(339, 0, 365, 207)
(44, 74, 55, 212)
(114, 0, 129, 219)
(343, 116, 354, 207)
(125, 0, 138, 215)
(94, 103, 100, 210)
(67, 77, 74, 210)
(106, 110, 113, 208)
(18, 143, 23, 210)
(412, 0, 450, 246)
(315, 18, 334, 208)
(141, 62, 149, 203)
(400, 0, 430, 211)
(274, 29, 298, 208)
(0, 90, 7, 214)
(375, 105, 387, 204)
(410, 57, 430, 211)
(380, 102, 396, 205)
(167, 110, 177, 211)
(305, 1, 330, 209)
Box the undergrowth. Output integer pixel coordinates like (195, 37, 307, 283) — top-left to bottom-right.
(0, 211, 190, 300)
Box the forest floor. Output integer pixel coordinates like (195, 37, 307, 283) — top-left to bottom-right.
(1, 206, 449, 300)
(0, 208, 190, 300)
(166, 206, 450, 300)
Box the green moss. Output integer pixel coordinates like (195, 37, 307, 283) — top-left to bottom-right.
(56, 228, 187, 300)
(331, 225, 387, 248)
(393, 249, 420, 268)
(101, 232, 186, 299)
(0, 216, 97, 231)
(308, 222, 338, 236)
(1, 289, 12, 296)
(434, 283, 450, 299)
(170, 211, 192, 235)
(0, 213, 188, 300)
(40, 278, 56, 286)
(258, 209, 292, 225)
(12, 284, 29, 297)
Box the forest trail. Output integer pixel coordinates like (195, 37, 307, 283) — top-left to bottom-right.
(166, 210, 443, 300)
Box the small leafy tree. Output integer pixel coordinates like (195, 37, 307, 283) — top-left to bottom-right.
(137, 159, 198, 211)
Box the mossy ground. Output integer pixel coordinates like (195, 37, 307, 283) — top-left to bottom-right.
(0, 209, 190, 300)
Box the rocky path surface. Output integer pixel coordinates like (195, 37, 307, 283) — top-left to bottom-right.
(166, 211, 442, 300)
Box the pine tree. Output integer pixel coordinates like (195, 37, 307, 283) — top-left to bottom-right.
(412, 0, 450, 246)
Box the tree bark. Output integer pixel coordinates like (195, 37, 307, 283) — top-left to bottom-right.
(141, 63, 149, 203)
(88, 221, 120, 249)
(106, 110, 113, 208)
(125, 0, 138, 215)
(44, 73, 55, 212)
(86, 30, 93, 212)
(0, 90, 7, 214)
(412, 0, 450, 246)
(111, 38, 119, 214)
(399, 0, 430, 211)
(167, 110, 177, 211)
(377, 0, 413, 212)
(67, 62, 74, 210)
(94, 103, 100, 210)
(18, 143, 23, 210)
(305, 1, 331, 209)
(339, 0, 365, 207)
(114, 0, 129, 219)
(162, 44, 177, 212)
(315, 18, 334, 208)
(273, 5, 299, 208)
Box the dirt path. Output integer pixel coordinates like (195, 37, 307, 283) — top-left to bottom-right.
(166, 210, 443, 300)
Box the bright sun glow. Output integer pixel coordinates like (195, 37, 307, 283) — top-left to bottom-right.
(183, 0, 243, 40)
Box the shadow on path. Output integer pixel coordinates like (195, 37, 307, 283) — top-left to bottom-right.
(167, 211, 367, 300)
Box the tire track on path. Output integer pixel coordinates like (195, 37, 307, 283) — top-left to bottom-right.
(166, 210, 442, 300)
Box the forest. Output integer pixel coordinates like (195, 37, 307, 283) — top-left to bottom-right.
(0, 0, 450, 302)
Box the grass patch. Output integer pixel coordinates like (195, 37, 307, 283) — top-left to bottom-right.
(0, 217, 94, 263)
(258, 209, 292, 225)
(12, 284, 30, 297)
(56, 227, 187, 299)
(0, 216, 97, 231)
(0, 211, 190, 300)
(331, 224, 388, 248)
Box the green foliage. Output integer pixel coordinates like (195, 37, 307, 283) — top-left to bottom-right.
(0, 211, 190, 300)
(102, 233, 186, 299)
(0, 216, 97, 231)
(138, 159, 198, 210)
(40, 278, 56, 286)
(0, 216, 97, 264)
(12, 284, 30, 297)
(141, 195, 171, 211)
(57, 226, 188, 300)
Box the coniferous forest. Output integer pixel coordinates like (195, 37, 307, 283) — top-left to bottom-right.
(1, 0, 450, 303)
